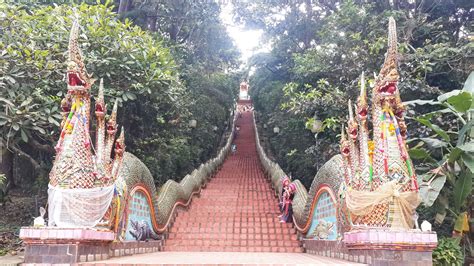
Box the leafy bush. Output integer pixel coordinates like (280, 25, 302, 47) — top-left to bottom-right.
(408, 75, 473, 261)
(433, 237, 464, 266)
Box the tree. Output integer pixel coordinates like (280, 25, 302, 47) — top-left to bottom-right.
(117, 0, 240, 73)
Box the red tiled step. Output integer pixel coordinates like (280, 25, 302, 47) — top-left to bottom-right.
(167, 233, 298, 241)
(162, 245, 304, 253)
(165, 238, 300, 247)
(172, 221, 294, 228)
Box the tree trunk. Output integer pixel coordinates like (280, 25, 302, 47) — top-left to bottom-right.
(0, 142, 14, 187)
(118, 0, 131, 15)
(170, 22, 178, 42)
(148, 16, 157, 32)
(304, 0, 313, 50)
(1, 140, 45, 184)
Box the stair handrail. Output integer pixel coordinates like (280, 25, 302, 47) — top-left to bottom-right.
(251, 112, 311, 232)
(118, 110, 238, 238)
(156, 110, 239, 231)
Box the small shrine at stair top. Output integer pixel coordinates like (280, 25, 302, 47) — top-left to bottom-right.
(239, 81, 250, 100)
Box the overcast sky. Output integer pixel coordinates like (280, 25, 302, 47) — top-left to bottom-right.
(220, 3, 265, 64)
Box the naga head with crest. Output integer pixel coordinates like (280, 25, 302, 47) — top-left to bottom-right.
(49, 17, 125, 189)
(66, 18, 94, 94)
(372, 17, 406, 137)
(339, 125, 351, 158)
(347, 100, 358, 140)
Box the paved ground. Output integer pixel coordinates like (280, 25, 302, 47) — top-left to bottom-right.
(91, 251, 364, 265)
(0, 253, 23, 266)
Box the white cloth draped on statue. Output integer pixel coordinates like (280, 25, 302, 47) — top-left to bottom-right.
(344, 180, 421, 229)
(48, 184, 115, 227)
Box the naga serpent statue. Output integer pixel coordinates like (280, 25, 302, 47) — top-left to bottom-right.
(256, 17, 421, 238)
(47, 18, 232, 240)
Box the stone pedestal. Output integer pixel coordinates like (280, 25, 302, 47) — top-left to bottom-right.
(20, 227, 114, 264)
(304, 229, 437, 265)
(20, 227, 164, 264)
(343, 229, 437, 265)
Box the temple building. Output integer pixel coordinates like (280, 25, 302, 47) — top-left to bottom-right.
(239, 81, 249, 100)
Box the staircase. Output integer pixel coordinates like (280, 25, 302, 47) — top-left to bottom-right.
(164, 108, 303, 252)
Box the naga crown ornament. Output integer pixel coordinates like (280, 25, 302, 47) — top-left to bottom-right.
(49, 18, 125, 189)
(339, 17, 420, 230)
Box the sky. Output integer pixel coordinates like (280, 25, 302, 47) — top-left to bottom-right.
(220, 3, 265, 64)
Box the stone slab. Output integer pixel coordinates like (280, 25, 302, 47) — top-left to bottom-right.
(88, 251, 362, 265)
(343, 229, 437, 251)
(19, 227, 164, 264)
(304, 229, 437, 265)
(20, 227, 115, 242)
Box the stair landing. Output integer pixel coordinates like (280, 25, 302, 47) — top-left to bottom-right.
(89, 251, 362, 265)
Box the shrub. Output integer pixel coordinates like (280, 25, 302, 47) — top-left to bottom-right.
(433, 237, 464, 266)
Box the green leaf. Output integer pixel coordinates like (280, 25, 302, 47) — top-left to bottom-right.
(20, 129, 28, 143)
(459, 141, 474, 152)
(4, 75, 16, 85)
(457, 119, 474, 146)
(461, 153, 474, 173)
(48, 117, 60, 126)
(408, 148, 431, 160)
(452, 235, 461, 245)
(125, 92, 137, 100)
(447, 91, 472, 113)
(20, 97, 32, 107)
(416, 118, 450, 142)
(12, 123, 19, 131)
(453, 171, 473, 211)
(419, 174, 446, 207)
(0, 97, 15, 106)
(462, 71, 474, 93)
(33, 126, 46, 134)
(420, 137, 448, 149)
(438, 90, 461, 102)
(431, 124, 450, 142)
(448, 147, 462, 163)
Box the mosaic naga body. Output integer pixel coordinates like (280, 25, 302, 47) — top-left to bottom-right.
(259, 18, 420, 236)
(47, 19, 227, 240)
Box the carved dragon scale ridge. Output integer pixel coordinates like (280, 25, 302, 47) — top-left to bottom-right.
(47, 18, 234, 240)
(255, 17, 421, 237)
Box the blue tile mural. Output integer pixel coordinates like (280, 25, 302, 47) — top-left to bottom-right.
(306, 191, 337, 240)
(125, 191, 154, 241)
